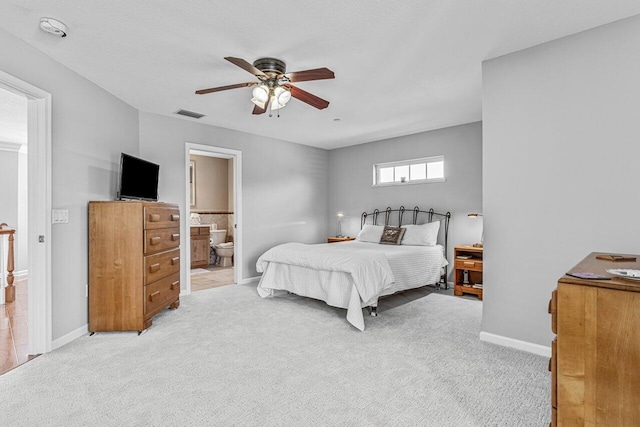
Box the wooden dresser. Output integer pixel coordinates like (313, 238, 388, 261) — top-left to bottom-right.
(89, 201, 181, 333)
(549, 252, 640, 426)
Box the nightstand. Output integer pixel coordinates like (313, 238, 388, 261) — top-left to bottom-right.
(453, 245, 483, 300)
(327, 236, 355, 243)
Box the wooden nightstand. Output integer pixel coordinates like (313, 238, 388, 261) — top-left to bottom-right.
(453, 245, 483, 300)
(327, 236, 355, 243)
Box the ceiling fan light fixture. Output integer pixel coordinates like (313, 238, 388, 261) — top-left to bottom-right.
(250, 98, 266, 109)
(251, 85, 269, 103)
(275, 86, 292, 106)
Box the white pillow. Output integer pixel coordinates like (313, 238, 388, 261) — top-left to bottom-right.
(356, 224, 384, 243)
(401, 222, 440, 246)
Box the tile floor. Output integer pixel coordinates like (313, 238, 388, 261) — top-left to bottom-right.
(190, 265, 235, 292)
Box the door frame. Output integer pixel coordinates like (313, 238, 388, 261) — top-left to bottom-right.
(0, 70, 52, 354)
(184, 142, 242, 294)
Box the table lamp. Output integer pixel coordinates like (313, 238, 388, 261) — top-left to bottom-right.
(336, 212, 344, 237)
(468, 213, 483, 248)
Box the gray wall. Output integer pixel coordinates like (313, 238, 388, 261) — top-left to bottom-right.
(190, 154, 229, 212)
(0, 27, 140, 340)
(16, 149, 27, 273)
(482, 15, 640, 347)
(328, 122, 483, 274)
(139, 112, 330, 284)
(0, 148, 18, 240)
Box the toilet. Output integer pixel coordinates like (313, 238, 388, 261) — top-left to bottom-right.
(214, 243, 234, 267)
(209, 228, 233, 267)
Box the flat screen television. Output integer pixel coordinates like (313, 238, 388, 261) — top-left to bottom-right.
(117, 153, 160, 201)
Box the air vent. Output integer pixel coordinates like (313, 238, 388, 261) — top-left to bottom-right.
(174, 109, 205, 119)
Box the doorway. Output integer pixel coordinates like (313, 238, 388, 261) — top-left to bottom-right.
(184, 143, 242, 294)
(0, 70, 52, 373)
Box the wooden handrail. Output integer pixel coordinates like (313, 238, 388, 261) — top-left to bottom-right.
(0, 223, 16, 303)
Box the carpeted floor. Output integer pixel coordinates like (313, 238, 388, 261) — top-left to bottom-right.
(0, 283, 550, 426)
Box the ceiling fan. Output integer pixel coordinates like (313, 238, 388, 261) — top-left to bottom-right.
(195, 57, 335, 116)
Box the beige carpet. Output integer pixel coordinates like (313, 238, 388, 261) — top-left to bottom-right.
(0, 283, 550, 426)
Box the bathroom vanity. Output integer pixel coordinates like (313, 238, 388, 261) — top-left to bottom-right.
(190, 226, 210, 268)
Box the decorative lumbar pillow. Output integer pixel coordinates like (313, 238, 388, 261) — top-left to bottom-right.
(401, 222, 440, 246)
(356, 224, 385, 243)
(379, 226, 406, 245)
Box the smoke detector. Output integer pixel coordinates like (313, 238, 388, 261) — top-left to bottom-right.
(39, 18, 67, 37)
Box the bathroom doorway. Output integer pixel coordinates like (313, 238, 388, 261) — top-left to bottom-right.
(184, 143, 242, 294)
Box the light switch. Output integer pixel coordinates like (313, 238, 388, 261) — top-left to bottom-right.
(52, 209, 69, 224)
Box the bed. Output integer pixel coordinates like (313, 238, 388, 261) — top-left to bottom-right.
(256, 207, 451, 330)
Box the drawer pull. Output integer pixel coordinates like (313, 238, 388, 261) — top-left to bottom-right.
(171, 233, 180, 241)
(149, 263, 160, 273)
(149, 214, 160, 222)
(171, 214, 180, 221)
(549, 289, 557, 334)
(171, 257, 180, 265)
(150, 236, 161, 245)
(171, 281, 179, 290)
(464, 261, 475, 266)
(149, 291, 161, 302)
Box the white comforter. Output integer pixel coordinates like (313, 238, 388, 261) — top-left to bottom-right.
(256, 242, 395, 306)
(256, 241, 447, 330)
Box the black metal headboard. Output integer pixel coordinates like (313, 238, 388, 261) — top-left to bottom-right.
(360, 206, 452, 287)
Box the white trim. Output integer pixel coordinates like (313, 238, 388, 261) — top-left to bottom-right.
(52, 324, 88, 350)
(239, 276, 261, 285)
(13, 270, 28, 279)
(0, 141, 22, 152)
(0, 69, 53, 355)
(479, 331, 551, 357)
(184, 142, 243, 295)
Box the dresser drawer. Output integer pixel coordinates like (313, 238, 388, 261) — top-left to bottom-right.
(144, 206, 180, 230)
(144, 227, 180, 254)
(145, 272, 180, 317)
(548, 289, 557, 334)
(551, 338, 557, 408)
(144, 248, 180, 285)
(454, 259, 483, 271)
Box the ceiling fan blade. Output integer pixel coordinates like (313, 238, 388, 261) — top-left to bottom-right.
(282, 67, 335, 83)
(225, 57, 266, 78)
(287, 85, 330, 110)
(195, 82, 256, 95)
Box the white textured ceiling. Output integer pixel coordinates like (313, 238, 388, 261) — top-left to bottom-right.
(0, 86, 27, 145)
(0, 1, 639, 149)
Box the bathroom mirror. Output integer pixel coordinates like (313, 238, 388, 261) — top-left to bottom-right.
(189, 161, 196, 206)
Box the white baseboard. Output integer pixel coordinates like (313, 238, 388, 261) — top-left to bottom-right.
(479, 331, 551, 358)
(52, 323, 89, 351)
(239, 276, 261, 285)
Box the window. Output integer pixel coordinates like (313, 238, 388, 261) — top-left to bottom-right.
(373, 156, 445, 186)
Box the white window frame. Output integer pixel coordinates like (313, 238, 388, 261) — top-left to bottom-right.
(373, 155, 445, 187)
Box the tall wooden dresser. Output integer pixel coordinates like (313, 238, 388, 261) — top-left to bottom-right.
(89, 201, 181, 333)
(549, 252, 640, 426)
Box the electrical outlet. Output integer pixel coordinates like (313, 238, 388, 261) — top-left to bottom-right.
(52, 209, 69, 224)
